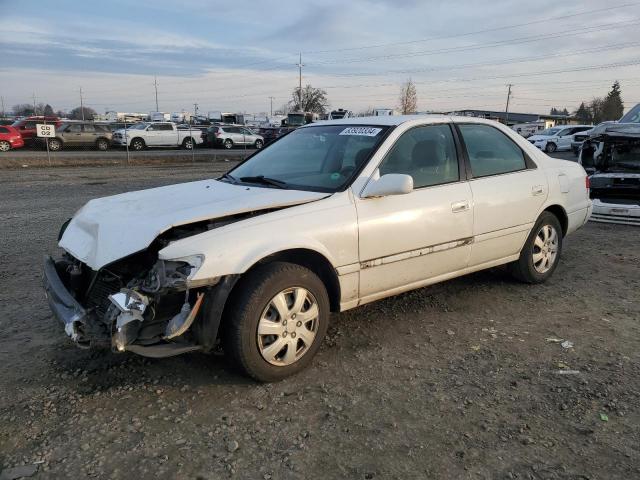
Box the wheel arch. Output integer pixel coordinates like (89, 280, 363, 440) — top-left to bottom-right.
(542, 204, 568, 237)
(239, 248, 341, 313)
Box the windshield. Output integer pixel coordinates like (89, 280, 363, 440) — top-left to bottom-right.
(619, 103, 640, 124)
(537, 128, 562, 136)
(226, 124, 390, 192)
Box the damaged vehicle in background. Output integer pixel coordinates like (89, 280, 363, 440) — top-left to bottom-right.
(579, 103, 640, 225)
(44, 116, 591, 382)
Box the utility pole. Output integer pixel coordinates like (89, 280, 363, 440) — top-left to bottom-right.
(79, 87, 85, 121)
(1, 96, 4, 117)
(32, 93, 37, 115)
(297, 52, 304, 111)
(268, 96, 275, 116)
(505, 83, 513, 124)
(153, 76, 159, 112)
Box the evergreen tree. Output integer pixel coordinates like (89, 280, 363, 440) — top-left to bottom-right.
(601, 81, 624, 121)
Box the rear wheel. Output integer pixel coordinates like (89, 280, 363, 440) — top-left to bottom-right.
(223, 262, 330, 382)
(48, 138, 62, 151)
(182, 137, 194, 149)
(545, 142, 557, 153)
(130, 138, 145, 151)
(223, 139, 233, 149)
(96, 138, 109, 151)
(509, 212, 562, 284)
(0, 140, 10, 152)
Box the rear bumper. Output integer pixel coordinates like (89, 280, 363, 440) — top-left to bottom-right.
(591, 199, 640, 226)
(42, 255, 91, 345)
(9, 137, 24, 148)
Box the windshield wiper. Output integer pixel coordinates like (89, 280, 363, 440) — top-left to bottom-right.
(218, 172, 238, 184)
(239, 175, 288, 189)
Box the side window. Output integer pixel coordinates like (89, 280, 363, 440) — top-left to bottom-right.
(66, 124, 82, 133)
(83, 124, 95, 133)
(379, 124, 459, 188)
(458, 124, 526, 178)
(0, 127, 8, 134)
(24, 122, 36, 129)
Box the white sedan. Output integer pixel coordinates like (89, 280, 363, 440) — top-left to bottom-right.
(44, 115, 592, 381)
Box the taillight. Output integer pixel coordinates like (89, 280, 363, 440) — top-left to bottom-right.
(585, 176, 590, 190)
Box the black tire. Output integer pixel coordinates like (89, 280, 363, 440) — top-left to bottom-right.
(96, 138, 109, 151)
(508, 211, 563, 284)
(223, 262, 330, 382)
(254, 139, 263, 149)
(0, 140, 10, 152)
(223, 139, 233, 149)
(48, 138, 62, 151)
(130, 138, 145, 151)
(545, 142, 557, 153)
(182, 137, 194, 149)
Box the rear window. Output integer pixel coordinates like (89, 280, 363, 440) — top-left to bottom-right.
(0, 127, 9, 134)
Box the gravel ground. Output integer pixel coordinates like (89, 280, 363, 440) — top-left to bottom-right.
(0, 163, 638, 480)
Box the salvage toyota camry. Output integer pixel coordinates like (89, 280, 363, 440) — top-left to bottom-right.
(44, 115, 592, 381)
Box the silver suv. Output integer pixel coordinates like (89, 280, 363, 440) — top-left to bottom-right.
(206, 125, 264, 149)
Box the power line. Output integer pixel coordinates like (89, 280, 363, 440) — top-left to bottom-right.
(302, 1, 640, 55)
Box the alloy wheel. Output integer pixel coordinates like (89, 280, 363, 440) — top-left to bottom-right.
(0, 141, 10, 152)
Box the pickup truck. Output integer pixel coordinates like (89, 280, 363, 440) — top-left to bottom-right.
(111, 122, 203, 150)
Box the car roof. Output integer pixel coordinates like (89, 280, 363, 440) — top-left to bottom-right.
(305, 114, 452, 127)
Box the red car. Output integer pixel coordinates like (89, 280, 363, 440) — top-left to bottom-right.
(0, 125, 24, 152)
(11, 116, 61, 144)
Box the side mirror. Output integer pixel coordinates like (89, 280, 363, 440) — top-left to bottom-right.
(362, 174, 413, 198)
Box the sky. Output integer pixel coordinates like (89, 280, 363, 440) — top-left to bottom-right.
(1, 0, 640, 117)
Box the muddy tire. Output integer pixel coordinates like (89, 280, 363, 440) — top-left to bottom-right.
(223, 262, 330, 382)
(509, 212, 563, 284)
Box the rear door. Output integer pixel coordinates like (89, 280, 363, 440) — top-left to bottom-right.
(81, 123, 97, 146)
(456, 123, 548, 267)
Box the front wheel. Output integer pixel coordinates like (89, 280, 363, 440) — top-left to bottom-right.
(130, 138, 145, 151)
(48, 138, 62, 151)
(223, 139, 233, 149)
(508, 212, 562, 284)
(223, 262, 330, 382)
(545, 142, 557, 153)
(254, 139, 263, 149)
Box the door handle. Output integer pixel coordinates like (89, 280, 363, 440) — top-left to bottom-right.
(451, 200, 469, 213)
(531, 185, 544, 196)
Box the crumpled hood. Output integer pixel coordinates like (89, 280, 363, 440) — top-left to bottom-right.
(59, 179, 327, 269)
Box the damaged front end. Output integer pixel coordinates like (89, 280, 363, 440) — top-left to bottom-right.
(580, 125, 640, 226)
(43, 216, 246, 357)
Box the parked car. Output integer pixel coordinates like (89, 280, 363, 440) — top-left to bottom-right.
(0, 125, 25, 152)
(111, 122, 203, 150)
(511, 122, 545, 138)
(205, 125, 264, 149)
(256, 127, 282, 145)
(11, 116, 61, 144)
(39, 122, 113, 151)
(527, 125, 592, 153)
(44, 115, 591, 382)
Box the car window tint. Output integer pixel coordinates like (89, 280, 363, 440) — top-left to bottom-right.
(459, 124, 526, 177)
(379, 124, 459, 188)
(0, 127, 8, 134)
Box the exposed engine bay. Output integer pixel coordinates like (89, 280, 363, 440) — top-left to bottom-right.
(580, 126, 640, 226)
(45, 210, 280, 357)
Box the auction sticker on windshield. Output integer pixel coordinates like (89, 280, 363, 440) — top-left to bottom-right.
(339, 127, 382, 136)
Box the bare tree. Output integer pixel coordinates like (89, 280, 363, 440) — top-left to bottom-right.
(398, 79, 418, 114)
(69, 106, 97, 120)
(289, 85, 329, 114)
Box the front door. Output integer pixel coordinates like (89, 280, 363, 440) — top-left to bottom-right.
(62, 124, 83, 146)
(455, 123, 548, 267)
(355, 124, 473, 299)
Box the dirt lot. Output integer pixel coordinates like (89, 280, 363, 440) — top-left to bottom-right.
(0, 163, 638, 480)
